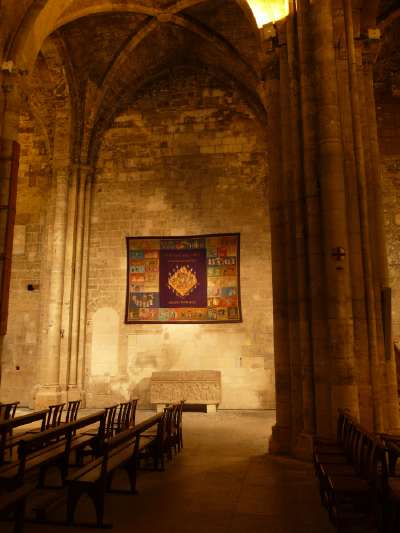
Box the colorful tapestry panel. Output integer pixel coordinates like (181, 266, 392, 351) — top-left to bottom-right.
(125, 234, 241, 323)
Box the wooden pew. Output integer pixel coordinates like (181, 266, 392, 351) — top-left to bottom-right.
(114, 398, 138, 434)
(0, 411, 106, 531)
(314, 411, 387, 532)
(0, 410, 48, 465)
(64, 400, 81, 424)
(0, 483, 32, 533)
(0, 411, 105, 489)
(0, 401, 19, 422)
(66, 412, 163, 527)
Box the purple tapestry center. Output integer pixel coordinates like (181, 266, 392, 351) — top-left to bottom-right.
(159, 248, 207, 308)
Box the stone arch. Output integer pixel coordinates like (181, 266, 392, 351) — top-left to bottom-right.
(7, 0, 261, 73)
(87, 61, 268, 167)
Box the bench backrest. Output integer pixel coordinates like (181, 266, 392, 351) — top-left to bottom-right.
(44, 403, 65, 429)
(115, 399, 138, 434)
(16, 410, 106, 484)
(64, 400, 81, 423)
(0, 401, 19, 422)
(0, 409, 47, 434)
(100, 404, 119, 440)
(0, 409, 48, 464)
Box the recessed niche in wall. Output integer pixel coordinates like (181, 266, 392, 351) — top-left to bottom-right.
(12, 225, 26, 255)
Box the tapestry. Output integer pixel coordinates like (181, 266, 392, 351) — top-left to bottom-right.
(125, 234, 242, 323)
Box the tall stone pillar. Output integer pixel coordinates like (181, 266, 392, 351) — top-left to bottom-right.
(69, 164, 93, 403)
(59, 164, 79, 398)
(311, 0, 359, 429)
(359, 30, 400, 431)
(0, 70, 21, 375)
(267, 0, 398, 456)
(35, 165, 69, 408)
(76, 171, 94, 396)
(265, 44, 292, 455)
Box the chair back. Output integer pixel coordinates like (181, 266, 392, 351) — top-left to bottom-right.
(100, 404, 119, 439)
(0, 401, 19, 422)
(65, 400, 81, 423)
(45, 403, 65, 429)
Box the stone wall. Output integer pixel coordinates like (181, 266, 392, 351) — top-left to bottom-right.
(86, 68, 274, 409)
(0, 111, 50, 405)
(379, 97, 400, 342)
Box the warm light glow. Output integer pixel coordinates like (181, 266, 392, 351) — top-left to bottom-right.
(247, 0, 289, 26)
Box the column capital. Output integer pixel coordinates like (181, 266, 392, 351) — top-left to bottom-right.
(78, 163, 95, 186)
(0, 66, 25, 94)
(361, 30, 382, 65)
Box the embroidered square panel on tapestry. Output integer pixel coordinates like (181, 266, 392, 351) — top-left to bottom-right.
(125, 234, 242, 323)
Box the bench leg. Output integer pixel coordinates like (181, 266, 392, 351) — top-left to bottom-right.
(13, 496, 26, 533)
(67, 486, 82, 526)
(89, 486, 105, 528)
(125, 460, 138, 494)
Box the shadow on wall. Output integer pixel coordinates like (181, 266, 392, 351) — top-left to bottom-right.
(130, 377, 152, 409)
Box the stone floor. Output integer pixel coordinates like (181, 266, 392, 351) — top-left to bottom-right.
(4, 409, 336, 533)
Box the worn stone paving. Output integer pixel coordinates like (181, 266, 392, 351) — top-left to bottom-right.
(3, 410, 336, 533)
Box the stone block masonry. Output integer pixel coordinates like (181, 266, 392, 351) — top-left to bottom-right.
(86, 68, 274, 410)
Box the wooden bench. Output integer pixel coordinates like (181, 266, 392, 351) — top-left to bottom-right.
(0, 411, 105, 489)
(314, 411, 387, 532)
(0, 409, 48, 465)
(113, 399, 138, 434)
(64, 400, 81, 424)
(66, 412, 163, 527)
(0, 401, 20, 422)
(0, 411, 106, 531)
(0, 482, 32, 533)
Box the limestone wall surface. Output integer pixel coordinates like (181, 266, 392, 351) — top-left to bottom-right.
(87, 69, 274, 409)
(0, 111, 50, 405)
(378, 95, 400, 343)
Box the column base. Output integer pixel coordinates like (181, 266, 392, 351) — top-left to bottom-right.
(269, 423, 291, 455)
(34, 385, 65, 409)
(66, 386, 85, 406)
(292, 432, 314, 462)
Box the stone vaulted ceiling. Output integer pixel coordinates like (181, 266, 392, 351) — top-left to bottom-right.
(43, 0, 266, 163)
(375, 17, 400, 97)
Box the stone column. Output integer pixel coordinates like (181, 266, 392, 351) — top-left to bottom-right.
(69, 164, 93, 402)
(265, 44, 292, 455)
(287, 0, 318, 454)
(311, 0, 359, 429)
(279, 29, 304, 449)
(76, 171, 94, 397)
(35, 165, 69, 408)
(59, 163, 79, 397)
(0, 71, 21, 357)
(360, 38, 400, 431)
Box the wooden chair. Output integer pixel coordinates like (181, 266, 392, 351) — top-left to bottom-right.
(64, 400, 81, 423)
(0, 402, 20, 422)
(128, 398, 138, 427)
(0, 402, 20, 459)
(380, 441, 400, 533)
(66, 413, 162, 528)
(166, 401, 184, 456)
(44, 403, 65, 430)
(114, 401, 132, 435)
(140, 405, 173, 470)
(320, 435, 379, 531)
(0, 410, 48, 466)
(77, 404, 119, 463)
